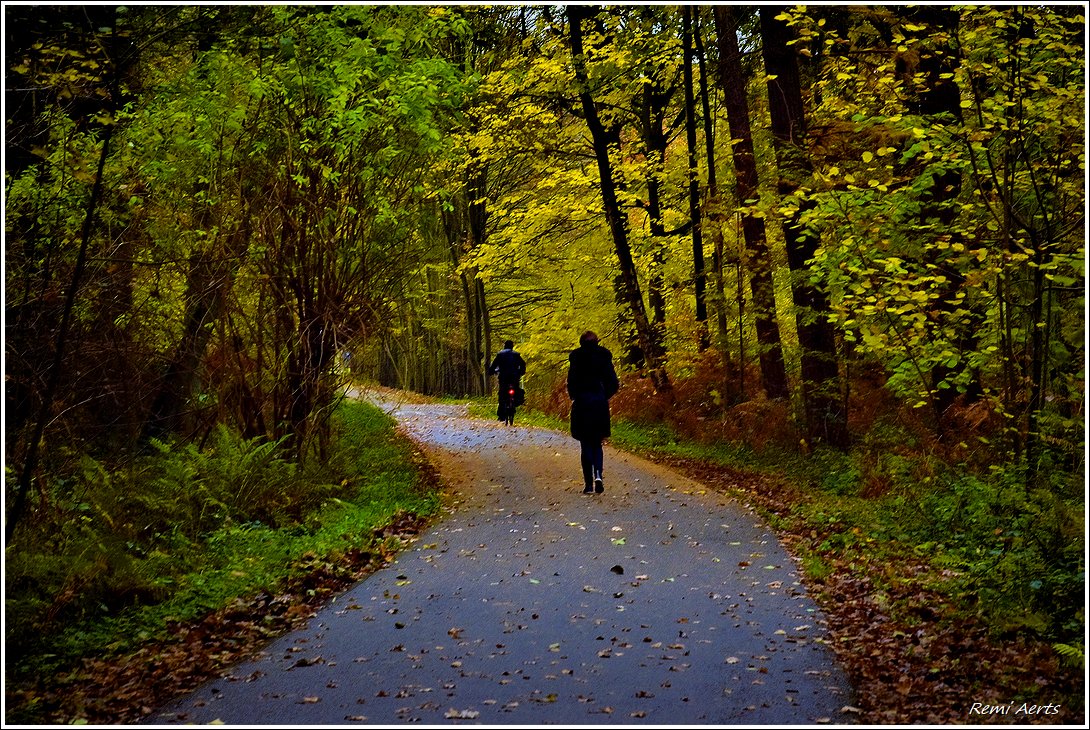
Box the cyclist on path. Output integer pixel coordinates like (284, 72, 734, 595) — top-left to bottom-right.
(488, 340, 526, 425)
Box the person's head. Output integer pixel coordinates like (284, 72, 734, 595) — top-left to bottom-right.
(503, 339, 514, 349)
(579, 330, 599, 347)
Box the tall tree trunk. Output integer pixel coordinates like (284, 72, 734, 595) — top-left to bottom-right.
(682, 6, 709, 351)
(476, 277, 491, 395)
(454, 259, 479, 394)
(444, 191, 487, 397)
(714, 6, 791, 401)
(567, 5, 671, 392)
(760, 6, 848, 448)
(467, 161, 490, 395)
(694, 9, 732, 360)
(142, 213, 251, 440)
(639, 82, 669, 329)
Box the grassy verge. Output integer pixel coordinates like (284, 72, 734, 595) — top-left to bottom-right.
(4, 398, 442, 724)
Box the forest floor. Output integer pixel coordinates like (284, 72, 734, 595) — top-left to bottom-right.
(9, 393, 1083, 726)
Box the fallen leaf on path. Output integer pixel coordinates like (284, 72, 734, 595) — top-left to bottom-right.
(291, 655, 324, 667)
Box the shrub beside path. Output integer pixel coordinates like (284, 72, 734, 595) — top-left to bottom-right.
(151, 393, 855, 724)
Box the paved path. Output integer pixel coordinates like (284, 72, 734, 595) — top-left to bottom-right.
(151, 396, 853, 725)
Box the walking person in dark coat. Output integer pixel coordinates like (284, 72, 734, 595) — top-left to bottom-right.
(567, 330, 620, 494)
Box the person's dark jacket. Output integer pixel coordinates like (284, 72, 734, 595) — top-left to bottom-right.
(567, 340, 620, 441)
(489, 348, 526, 386)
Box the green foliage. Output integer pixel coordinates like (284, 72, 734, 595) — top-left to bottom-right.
(894, 467, 1085, 638)
(4, 399, 440, 686)
(1052, 641, 1084, 671)
(810, 448, 863, 496)
(785, 5, 1084, 474)
(609, 415, 813, 482)
(142, 424, 349, 532)
(787, 449, 1085, 643)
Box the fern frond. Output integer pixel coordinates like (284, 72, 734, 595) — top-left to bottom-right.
(1052, 642, 1085, 669)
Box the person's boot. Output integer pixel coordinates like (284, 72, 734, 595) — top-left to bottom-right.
(593, 469, 604, 493)
(581, 462, 594, 493)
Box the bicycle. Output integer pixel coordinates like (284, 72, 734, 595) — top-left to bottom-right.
(497, 383, 521, 426)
